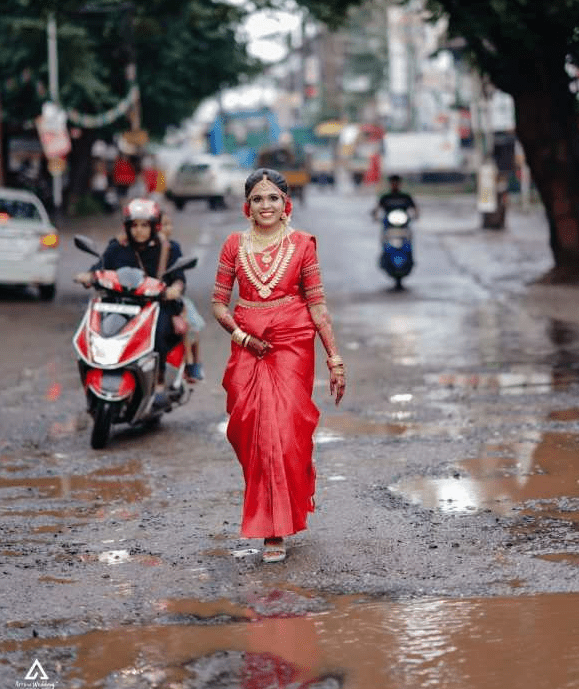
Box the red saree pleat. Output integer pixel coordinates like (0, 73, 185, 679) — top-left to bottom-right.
(224, 299, 319, 538)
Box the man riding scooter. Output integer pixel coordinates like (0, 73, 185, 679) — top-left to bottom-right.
(75, 198, 191, 408)
(371, 174, 419, 223)
(372, 175, 420, 288)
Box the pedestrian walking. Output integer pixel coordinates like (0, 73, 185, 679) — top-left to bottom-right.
(112, 153, 136, 201)
(212, 167, 346, 563)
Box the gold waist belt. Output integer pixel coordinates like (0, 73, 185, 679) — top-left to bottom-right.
(237, 295, 296, 309)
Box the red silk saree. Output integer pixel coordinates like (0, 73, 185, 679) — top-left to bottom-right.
(213, 230, 325, 538)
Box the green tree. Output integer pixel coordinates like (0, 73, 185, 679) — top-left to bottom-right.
(296, 0, 579, 278)
(0, 0, 261, 208)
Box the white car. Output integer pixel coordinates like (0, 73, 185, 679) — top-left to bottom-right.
(0, 187, 60, 300)
(165, 154, 246, 211)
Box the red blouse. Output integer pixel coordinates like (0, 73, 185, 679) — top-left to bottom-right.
(212, 229, 326, 307)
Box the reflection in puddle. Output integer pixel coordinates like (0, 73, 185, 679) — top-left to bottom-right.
(426, 365, 579, 395)
(0, 458, 149, 520)
(3, 593, 579, 688)
(0, 469, 149, 504)
(390, 432, 579, 516)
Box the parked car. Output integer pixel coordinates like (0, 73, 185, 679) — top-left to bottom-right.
(0, 187, 60, 300)
(165, 154, 246, 211)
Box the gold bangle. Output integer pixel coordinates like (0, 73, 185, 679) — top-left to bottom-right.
(232, 327, 247, 346)
(242, 333, 251, 348)
(327, 355, 344, 370)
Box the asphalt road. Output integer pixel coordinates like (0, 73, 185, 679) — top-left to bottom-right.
(2, 185, 579, 688)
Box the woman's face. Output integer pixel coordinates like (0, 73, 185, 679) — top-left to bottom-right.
(248, 178, 285, 230)
(129, 218, 152, 244)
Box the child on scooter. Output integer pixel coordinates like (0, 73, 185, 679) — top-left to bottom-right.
(159, 211, 205, 382)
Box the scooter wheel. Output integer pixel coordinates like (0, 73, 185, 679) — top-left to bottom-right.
(91, 401, 113, 449)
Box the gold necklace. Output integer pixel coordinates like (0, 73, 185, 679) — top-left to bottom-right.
(240, 231, 295, 299)
(250, 226, 284, 264)
(248, 236, 285, 282)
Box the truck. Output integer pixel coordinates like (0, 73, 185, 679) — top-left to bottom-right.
(381, 130, 464, 180)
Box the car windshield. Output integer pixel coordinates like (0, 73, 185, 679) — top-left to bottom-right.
(0, 198, 42, 222)
(179, 163, 210, 174)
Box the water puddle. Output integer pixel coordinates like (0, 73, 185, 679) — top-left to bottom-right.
(425, 365, 579, 395)
(0, 472, 149, 504)
(389, 431, 579, 517)
(0, 459, 151, 559)
(538, 553, 579, 566)
(3, 592, 579, 688)
(0, 460, 150, 505)
(550, 407, 579, 422)
(321, 414, 408, 438)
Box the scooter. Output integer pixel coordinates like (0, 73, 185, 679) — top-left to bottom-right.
(378, 207, 414, 289)
(72, 235, 198, 449)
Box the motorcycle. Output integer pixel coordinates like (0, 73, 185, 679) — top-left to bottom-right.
(378, 207, 414, 289)
(72, 235, 198, 449)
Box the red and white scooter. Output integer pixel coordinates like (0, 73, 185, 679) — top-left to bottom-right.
(72, 235, 198, 449)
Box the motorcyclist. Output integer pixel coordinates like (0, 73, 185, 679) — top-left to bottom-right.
(75, 198, 186, 406)
(371, 174, 419, 221)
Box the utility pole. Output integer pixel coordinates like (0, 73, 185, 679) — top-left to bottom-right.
(0, 96, 4, 186)
(47, 12, 63, 212)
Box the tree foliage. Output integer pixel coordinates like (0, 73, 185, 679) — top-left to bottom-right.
(422, 0, 579, 98)
(296, 0, 579, 272)
(0, 0, 262, 137)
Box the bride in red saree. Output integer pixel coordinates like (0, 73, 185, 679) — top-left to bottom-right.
(212, 168, 346, 563)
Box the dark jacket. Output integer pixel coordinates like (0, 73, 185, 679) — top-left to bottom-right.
(378, 191, 416, 213)
(91, 238, 186, 287)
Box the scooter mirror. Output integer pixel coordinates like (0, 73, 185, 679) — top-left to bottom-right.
(163, 256, 198, 278)
(74, 235, 101, 257)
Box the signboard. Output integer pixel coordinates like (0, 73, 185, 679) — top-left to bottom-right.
(122, 129, 149, 147)
(35, 101, 71, 158)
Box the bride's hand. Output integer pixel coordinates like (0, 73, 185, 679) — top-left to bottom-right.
(330, 365, 346, 405)
(246, 335, 272, 359)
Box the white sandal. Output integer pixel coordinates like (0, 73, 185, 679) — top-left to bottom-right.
(262, 538, 286, 563)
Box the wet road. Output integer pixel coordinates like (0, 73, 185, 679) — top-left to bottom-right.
(2, 185, 579, 688)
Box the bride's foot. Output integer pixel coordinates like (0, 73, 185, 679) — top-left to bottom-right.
(262, 537, 286, 563)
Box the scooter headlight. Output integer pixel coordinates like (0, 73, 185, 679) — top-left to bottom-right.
(90, 333, 131, 365)
(387, 209, 408, 226)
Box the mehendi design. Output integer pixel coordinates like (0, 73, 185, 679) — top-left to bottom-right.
(212, 302, 239, 335)
(308, 304, 339, 358)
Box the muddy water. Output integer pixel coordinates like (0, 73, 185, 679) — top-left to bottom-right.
(389, 431, 579, 517)
(3, 592, 579, 688)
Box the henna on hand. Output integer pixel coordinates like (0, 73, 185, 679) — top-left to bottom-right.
(330, 366, 346, 405)
(212, 302, 238, 335)
(308, 303, 339, 357)
(246, 335, 272, 358)
(309, 303, 345, 404)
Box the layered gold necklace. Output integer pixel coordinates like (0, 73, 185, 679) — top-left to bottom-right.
(249, 226, 285, 264)
(240, 227, 295, 299)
